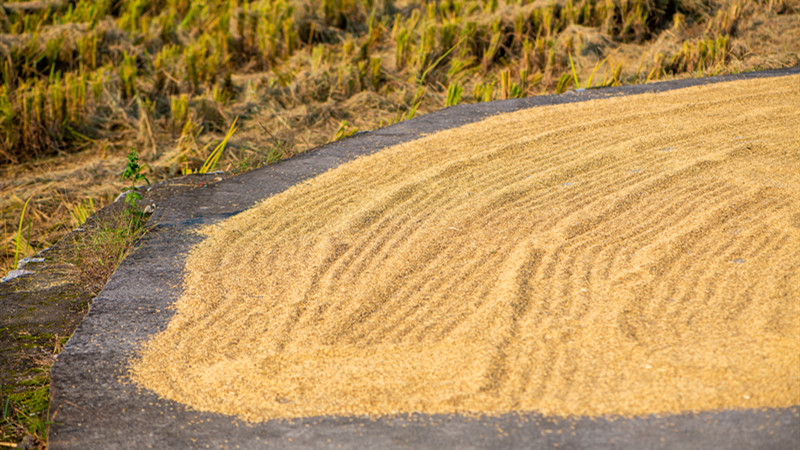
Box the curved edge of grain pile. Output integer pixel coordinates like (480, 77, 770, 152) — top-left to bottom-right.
(131, 74, 800, 422)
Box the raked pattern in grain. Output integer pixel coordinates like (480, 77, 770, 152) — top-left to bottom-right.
(131, 74, 800, 422)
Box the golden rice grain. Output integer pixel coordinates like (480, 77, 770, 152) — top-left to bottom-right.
(131, 74, 800, 422)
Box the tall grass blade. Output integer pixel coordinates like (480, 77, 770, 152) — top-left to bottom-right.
(418, 38, 462, 86)
(569, 52, 580, 89)
(13, 197, 32, 269)
(445, 82, 463, 107)
(585, 56, 609, 88)
(199, 117, 238, 174)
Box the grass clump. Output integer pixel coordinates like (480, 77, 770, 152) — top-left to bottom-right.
(1, 382, 49, 448)
(69, 148, 151, 294)
(70, 212, 149, 294)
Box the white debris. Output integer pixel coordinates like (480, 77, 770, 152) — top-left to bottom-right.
(0, 256, 45, 282)
(1, 269, 33, 282)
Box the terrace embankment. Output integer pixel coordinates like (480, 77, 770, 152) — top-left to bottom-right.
(131, 74, 800, 422)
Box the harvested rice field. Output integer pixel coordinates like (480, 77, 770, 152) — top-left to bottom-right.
(131, 74, 800, 422)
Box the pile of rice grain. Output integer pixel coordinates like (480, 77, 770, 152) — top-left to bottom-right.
(131, 74, 800, 422)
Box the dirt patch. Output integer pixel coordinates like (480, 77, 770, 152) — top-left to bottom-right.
(131, 74, 800, 422)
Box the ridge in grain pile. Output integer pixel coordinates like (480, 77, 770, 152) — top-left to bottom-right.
(131, 74, 800, 422)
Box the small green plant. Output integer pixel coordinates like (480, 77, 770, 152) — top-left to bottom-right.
(120, 148, 150, 213)
(68, 149, 152, 293)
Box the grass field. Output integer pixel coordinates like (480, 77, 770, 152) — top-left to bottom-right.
(1, 0, 798, 274)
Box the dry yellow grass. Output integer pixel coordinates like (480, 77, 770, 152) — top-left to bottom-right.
(131, 74, 800, 422)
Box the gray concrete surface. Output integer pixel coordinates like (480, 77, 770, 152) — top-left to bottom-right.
(49, 67, 800, 449)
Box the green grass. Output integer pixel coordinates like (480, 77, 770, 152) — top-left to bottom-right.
(2, 376, 49, 447)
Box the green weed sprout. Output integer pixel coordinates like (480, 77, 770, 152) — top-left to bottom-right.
(121, 148, 150, 212)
